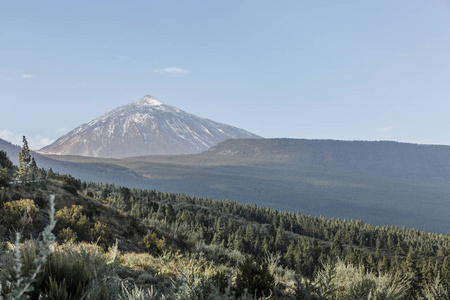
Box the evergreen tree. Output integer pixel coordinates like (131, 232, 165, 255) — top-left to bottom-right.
(0, 150, 14, 171)
(405, 247, 421, 297)
(0, 151, 16, 188)
(274, 226, 288, 252)
(30, 157, 38, 181)
(442, 257, 450, 285)
(17, 136, 31, 181)
(0, 150, 14, 185)
(0, 167, 10, 187)
(235, 256, 274, 298)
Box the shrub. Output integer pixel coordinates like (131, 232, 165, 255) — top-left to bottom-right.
(422, 274, 450, 300)
(33, 191, 48, 209)
(0, 195, 56, 299)
(118, 283, 162, 300)
(171, 255, 218, 300)
(91, 221, 112, 250)
(55, 205, 90, 242)
(58, 228, 77, 244)
(59, 175, 81, 195)
(1, 241, 115, 300)
(235, 256, 274, 298)
(0, 199, 41, 238)
(141, 230, 165, 256)
(314, 261, 410, 300)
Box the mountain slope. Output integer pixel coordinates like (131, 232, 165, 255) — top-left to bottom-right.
(43, 138, 450, 233)
(203, 138, 450, 184)
(39, 95, 262, 158)
(3, 171, 449, 298)
(6, 136, 450, 233)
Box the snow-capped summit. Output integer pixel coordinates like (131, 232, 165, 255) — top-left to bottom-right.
(39, 95, 262, 158)
(136, 95, 164, 107)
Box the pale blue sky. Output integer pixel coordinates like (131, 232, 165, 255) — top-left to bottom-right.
(1, 1, 450, 149)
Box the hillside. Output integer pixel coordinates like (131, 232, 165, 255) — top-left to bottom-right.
(1, 169, 450, 298)
(39, 95, 262, 158)
(5, 137, 450, 233)
(204, 138, 450, 184)
(44, 138, 450, 234)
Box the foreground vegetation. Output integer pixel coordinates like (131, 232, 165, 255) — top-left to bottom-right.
(1, 145, 450, 298)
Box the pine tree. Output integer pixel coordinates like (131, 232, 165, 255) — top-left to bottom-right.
(442, 257, 450, 285)
(0, 149, 14, 186)
(0, 167, 10, 187)
(0, 150, 14, 171)
(17, 136, 31, 181)
(405, 247, 421, 297)
(30, 157, 38, 181)
(275, 226, 288, 252)
(235, 256, 274, 298)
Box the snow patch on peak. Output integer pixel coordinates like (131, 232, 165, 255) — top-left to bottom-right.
(136, 95, 164, 107)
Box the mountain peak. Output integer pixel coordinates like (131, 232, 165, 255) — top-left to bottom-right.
(136, 95, 164, 107)
(39, 95, 262, 158)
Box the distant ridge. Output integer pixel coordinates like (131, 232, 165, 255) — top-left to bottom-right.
(39, 95, 262, 158)
(203, 138, 450, 184)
